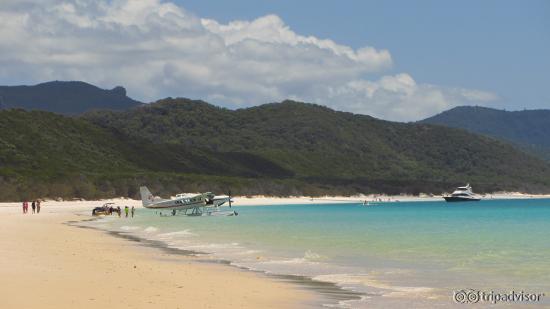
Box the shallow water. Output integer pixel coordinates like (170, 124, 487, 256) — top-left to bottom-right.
(83, 199, 550, 308)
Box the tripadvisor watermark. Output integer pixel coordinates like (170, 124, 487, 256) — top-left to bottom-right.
(453, 289, 545, 304)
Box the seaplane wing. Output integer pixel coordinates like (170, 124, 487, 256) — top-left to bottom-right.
(139, 186, 235, 216)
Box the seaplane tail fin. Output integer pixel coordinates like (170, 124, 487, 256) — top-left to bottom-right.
(140, 186, 155, 207)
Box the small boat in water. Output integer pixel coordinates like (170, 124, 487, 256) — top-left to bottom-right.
(443, 184, 481, 202)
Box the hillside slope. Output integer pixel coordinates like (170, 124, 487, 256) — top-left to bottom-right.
(85, 98, 550, 194)
(0, 81, 142, 114)
(0, 109, 294, 200)
(421, 106, 550, 160)
(3, 100, 550, 201)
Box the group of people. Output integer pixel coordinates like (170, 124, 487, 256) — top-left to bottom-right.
(124, 206, 135, 218)
(22, 200, 41, 214)
(108, 205, 135, 218)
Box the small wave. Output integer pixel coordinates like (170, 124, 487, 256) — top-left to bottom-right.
(186, 242, 241, 250)
(144, 226, 158, 233)
(157, 230, 197, 238)
(304, 250, 328, 261)
(258, 251, 327, 266)
(313, 273, 435, 299)
(259, 258, 311, 265)
(120, 226, 141, 231)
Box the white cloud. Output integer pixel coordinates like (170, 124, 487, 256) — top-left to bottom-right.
(201, 15, 391, 72)
(0, 0, 497, 121)
(321, 74, 498, 121)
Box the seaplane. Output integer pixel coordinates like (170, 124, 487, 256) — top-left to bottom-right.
(139, 186, 237, 216)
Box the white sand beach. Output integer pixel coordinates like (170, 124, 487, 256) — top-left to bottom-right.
(0, 202, 314, 309)
(232, 192, 550, 205)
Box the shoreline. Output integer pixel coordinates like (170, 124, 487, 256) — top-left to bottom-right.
(0, 204, 317, 309)
(1, 191, 546, 208)
(76, 219, 366, 307)
(232, 192, 550, 205)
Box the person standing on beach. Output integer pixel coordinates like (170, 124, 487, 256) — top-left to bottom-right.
(22, 201, 26, 214)
(131, 206, 135, 218)
(36, 200, 41, 214)
(117, 206, 121, 217)
(31, 201, 36, 214)
(124, 206, 129, 218)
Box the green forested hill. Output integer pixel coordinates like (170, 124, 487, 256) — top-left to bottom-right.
(84, 98, 550, 195)
(421, 106, 550, 160)
(0, 109, 294, 200)
(2, 99, 550, 201)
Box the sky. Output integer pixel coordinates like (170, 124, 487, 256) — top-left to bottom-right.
(0, 0, 548, 121)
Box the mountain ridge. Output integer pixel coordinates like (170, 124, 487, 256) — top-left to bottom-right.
(421, 105, 550, 160)
(82, 98, 550, 195)
(2, 82, 550, 201)
(0, 81, 143, 114)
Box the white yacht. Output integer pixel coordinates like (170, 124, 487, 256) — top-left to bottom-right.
(443, 184, 481, 202)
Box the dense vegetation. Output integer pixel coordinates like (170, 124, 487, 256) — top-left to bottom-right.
(0, 109, 299, 201)
(86, 99, 550, 193)
(2, 99, 550, 201)
(0, 81, 142, 114)
(422, 106, 550, 160)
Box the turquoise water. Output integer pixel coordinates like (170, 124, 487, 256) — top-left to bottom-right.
(86, 199, 550, 308)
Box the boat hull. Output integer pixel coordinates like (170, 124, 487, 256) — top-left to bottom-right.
(443, 196, 480, 202)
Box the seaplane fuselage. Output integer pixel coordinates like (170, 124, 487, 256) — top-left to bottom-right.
(140, 186, 231, 211)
